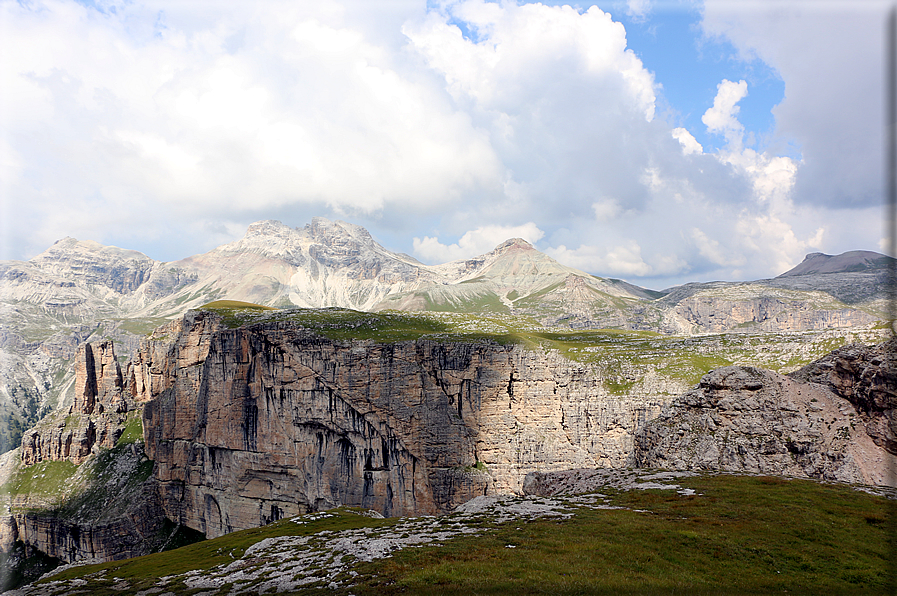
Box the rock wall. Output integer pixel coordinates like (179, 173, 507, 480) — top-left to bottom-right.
(20, 341, 134, 466)
(788, 338, 896, 455)
(134, 311, 667, 537)
(668, 295, 877, 334)
(8, 482, 166, 564)
(634, 355, 896, 487)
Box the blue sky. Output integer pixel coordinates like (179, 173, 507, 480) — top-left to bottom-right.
(0, 0, 890, 289)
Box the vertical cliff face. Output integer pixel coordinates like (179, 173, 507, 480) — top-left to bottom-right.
(20, 341, 132, 466)
(134, 311, 667, 538)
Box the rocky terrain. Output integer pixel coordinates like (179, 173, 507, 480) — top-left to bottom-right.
(0, 472, 716, 596)
(0, 218, 892, 588)
(633, 339, 896, 486)
(0, 339, 172, 573)
(0, 305, 891, 588)
(132, 310, 671, 537)
(1, 218, 890, 455)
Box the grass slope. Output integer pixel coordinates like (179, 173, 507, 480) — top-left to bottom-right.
(31, 474, 896, 595)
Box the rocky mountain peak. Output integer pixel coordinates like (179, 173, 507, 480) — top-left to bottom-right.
(32, 237, 154, 266)
(778, 250, 895, 277)
(243, 219, 293, 238)
(22, 237, 156, 296)
(493, 238, 535, 252)
(306, 217, 374, 245)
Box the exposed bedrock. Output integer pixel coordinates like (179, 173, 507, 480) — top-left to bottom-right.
(135, 311, 665, 537)
(634, 350, 896, 487)
(669, 295, 877, 333)
(7, 480, 166, 565)
(21, 340, 133, 466)
(788, 338, 897, 455)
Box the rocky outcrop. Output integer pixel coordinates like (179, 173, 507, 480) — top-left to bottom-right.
(134, 311, 666, 538)
(2, 338, 174, 568)
(788, 339, 896, 455)
(20, 341, 133, 465)
(666, 293, 877, 334)
(10, 475, 166, 564)
(634, 348, 897, 487)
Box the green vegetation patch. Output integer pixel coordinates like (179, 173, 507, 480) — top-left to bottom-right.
(202, 300, 277, 311)
(353, 475, 893, 595)
(115, 413, 144, 447)
(32, 474, 895, 595)
(49, 444, 155, 522)
(0, 459, 78, 502)
(44, 507, 394, 590)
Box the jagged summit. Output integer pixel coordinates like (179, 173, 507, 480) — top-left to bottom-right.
(778, 250, 895, 277)
(494, 238, 534, 251)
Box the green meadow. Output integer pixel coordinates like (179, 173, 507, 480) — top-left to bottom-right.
(32, 474, 896, 595)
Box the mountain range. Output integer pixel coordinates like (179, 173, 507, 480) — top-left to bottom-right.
(0, 217, 892, 452)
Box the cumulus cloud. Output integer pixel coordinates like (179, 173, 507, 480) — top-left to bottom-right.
(702, 79, 748, 149)
(735, 212, 825, 275)
(0, 0, 883, 289)
(690, 227, 743, 267)
(0, 0, 501, 256)
(404, 0, 660, 221)
(700, 0, 887, 208)
(591, 197, 624, 222)
(413, 223, 545, 263)
(626, 0, 652, 21)
(671, 128, 703, 156)
(546, 241, 653, 277)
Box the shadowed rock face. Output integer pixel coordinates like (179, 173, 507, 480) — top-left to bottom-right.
(634, 346, 897, 487)
(133, 311, 666, 538)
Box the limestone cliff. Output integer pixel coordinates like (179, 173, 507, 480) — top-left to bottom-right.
(1, 340, 170, 570)
(788, 338, 896, 455)
(20, 341, 132, 466)
(134, 311, 667, 537)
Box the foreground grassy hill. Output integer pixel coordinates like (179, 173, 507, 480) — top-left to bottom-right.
(24, 473, 896, 595)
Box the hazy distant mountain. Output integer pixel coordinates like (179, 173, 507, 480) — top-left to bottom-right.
(778, 250, 896, 277)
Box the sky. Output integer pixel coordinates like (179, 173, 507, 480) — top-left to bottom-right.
(0, 0, 891, 290)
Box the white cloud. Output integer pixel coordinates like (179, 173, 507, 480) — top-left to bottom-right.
(0, 0, 503, 256)
(626, 0, 652, 21)
(702, 79, 748, 149)
(700, 1, 887, 209)
(545, 241, 654, 277)
(0, 0, 884, 289)
(735, 212, 825, 275)
(413, 223, 545, 263)
(690, 227, 743, 267)
(592, 198, 623, 222)
(671, 128, 703, 156)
